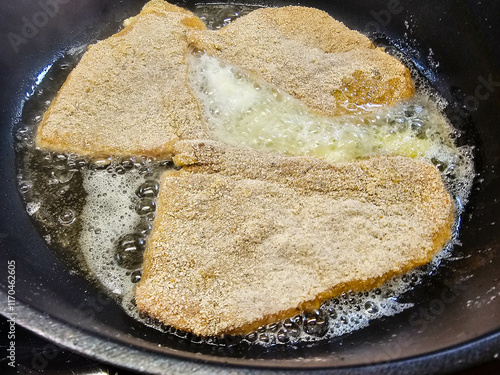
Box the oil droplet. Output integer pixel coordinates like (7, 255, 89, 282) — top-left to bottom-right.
(136, 220, 153, 235)
(67, 158, 87, 170)
(258, 332, 270, 344)
(52, 168, 75, 184)
(131, 269, 142, 283)
(136, 180, 160, 198)
(59, 209, 76, 225)
(92, 157, 112, 169)
(364, 301, 379, 314)
(114, 233, 146, 269)
(276, 328, 289, 343)
(19, 181, 32, 193)
(303, 309, 329, 337)
(283, 316, 302, 337)
(135, 198, 156, 216)
(245, 331, 257, 342)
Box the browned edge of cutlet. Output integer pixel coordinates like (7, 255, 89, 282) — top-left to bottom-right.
(136, 140, 455, 337)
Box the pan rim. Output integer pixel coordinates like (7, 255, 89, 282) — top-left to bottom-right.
(2, 290, 500, 374)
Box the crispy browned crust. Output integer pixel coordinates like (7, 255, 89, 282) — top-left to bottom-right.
(135, 140, 453, 336)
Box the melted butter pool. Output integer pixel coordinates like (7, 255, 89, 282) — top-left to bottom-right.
(189, 53, 463, 165)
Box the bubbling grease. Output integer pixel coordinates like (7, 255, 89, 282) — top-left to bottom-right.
(15, 4, 475, 348)
(188, 53, 469, 170)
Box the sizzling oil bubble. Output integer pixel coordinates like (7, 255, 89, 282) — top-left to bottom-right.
(18, 181, 32, 194)
(135, 198, 156, 216)
(79, 168, 148, 295)
(136, 220, 153, 235)
(136, 180, 160, 198)
(131, 269, 142, 283)
(364, 301, 379, 314)
(115, 233, 146, 269)
(303, 309, 329, 337)
(58, 209, 76, 225)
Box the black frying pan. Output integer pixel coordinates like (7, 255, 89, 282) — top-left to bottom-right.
(1, 0, 500, 374)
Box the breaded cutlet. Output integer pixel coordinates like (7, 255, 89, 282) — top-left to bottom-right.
(36, 0, 209, 158)
(135, 141, 454, 336)
(37, 2, 415, 159)
(187, 6, 414, 117)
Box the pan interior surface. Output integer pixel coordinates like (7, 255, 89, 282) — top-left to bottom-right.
(1, 0, 499, 373)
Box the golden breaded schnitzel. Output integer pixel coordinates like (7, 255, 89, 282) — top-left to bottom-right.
(37, 2, 414, 158)
(135, 141, 453, 336)
(36, 0, 209, 158)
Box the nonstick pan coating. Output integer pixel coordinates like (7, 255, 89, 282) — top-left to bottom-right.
(1, 0, 500, 374)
